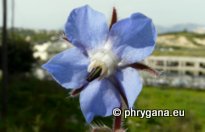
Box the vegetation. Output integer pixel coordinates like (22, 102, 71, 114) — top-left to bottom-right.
(0, 77, 87, 132)
(0, 28, 60, 44)
(153, 45, 205, 57)
(0, 37, 36, 75)
(0, 77, 205, 132)
(10, 28, 60, 43)
(128, 86, 205, 132)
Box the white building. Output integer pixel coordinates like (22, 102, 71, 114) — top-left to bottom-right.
(143, 56, 205, 89)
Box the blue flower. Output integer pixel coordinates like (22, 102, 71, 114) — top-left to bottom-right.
(42, 5, 157, 123)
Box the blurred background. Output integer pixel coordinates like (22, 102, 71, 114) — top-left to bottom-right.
(0, 0, 205, 132)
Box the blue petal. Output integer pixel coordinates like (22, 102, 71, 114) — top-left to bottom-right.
(115, 67, 142, 108)
(80, 79, 121, 123)
(109, 13, 157, 65)
(42, 47, 89, 89)
(65, 5, 109, 51)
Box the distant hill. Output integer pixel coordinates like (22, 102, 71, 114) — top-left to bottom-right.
(158, 32, 205, 48)
(153, 31, 205, 57)
(157, 23, 205, 34)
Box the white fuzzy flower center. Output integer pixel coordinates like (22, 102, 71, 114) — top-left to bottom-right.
(88, 44, 119, 79)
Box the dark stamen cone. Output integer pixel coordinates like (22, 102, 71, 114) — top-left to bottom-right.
(87, 67, 102, 82)
(71, 67, 103, 97)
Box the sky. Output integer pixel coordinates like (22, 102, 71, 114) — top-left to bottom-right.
(0, 0, 205, 30)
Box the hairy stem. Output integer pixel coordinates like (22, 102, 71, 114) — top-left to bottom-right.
(113, 114, 122, 131)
